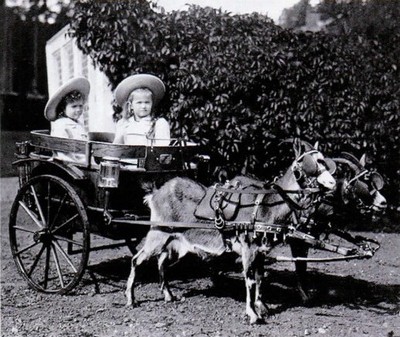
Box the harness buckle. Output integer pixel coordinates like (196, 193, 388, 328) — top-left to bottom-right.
(214, 214, 225, 229)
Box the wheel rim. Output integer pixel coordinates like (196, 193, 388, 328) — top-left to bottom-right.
(9, 175, 90, 294)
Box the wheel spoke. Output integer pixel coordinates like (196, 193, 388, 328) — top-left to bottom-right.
(47, 181, 51, 225)
(10, 175, 89, 294)
(43, 246, 51, 289)
(13, 226, 36, 234)
(51, 214, 79, 234)
(27, 244, 46, 277)
(53, 235, 84, 247)
(53, 240, 78, 273)
(30, 185, 47, 227)
(15, 241, 40, 255)
(51, 243, 65, 288)
(19, 201, 43, 229)
(49, 192, 69, 230)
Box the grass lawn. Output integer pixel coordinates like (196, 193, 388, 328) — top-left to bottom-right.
(1, 131, 31, 177)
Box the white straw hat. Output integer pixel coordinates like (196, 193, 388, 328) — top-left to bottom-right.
(44, 77, 90, 121)
(114, 74, 165, 107)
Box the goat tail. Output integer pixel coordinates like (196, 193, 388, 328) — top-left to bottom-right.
(142, 181, 157, 207)
(142, 181, 156, 194)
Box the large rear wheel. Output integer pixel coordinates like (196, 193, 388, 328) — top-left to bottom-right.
(9, 175, 90, 294)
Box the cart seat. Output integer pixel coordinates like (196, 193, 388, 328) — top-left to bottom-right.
(88, 132, 115, 143)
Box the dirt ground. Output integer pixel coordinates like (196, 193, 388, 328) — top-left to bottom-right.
(1, 177, 399, 337)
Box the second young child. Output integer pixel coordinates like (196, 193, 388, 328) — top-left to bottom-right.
(113, 74, 170, 146)
(44, 77, 90, 162)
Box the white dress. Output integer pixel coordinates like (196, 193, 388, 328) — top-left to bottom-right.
(51, 117, 87, 163)
(113, 116, 170, 146)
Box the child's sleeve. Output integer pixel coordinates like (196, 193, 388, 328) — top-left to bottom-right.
(51, 121, 69, 138)
(155, 118, 171, 142)
(113, 119, 126, 144)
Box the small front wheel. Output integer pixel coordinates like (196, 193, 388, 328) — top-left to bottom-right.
(9, 175, 90, 294)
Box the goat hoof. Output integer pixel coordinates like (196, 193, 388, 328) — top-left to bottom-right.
(300, 294, 309, 303)
(298, 288, 311, 305)
(255, 301, 269, 316)
(164, 294, 176, 302)
(250, 316, 264, 325)
(300, 291, 316, 306)
(125, 301, 139, 308)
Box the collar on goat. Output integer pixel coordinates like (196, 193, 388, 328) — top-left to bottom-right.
(295, 150, 319, 162)
(214, 181, 320, 195)
(347, 170, 368, 186)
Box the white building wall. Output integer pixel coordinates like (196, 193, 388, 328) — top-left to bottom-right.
(45, 25, 115, 132)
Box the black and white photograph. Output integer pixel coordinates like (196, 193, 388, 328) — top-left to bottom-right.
(1, 0, 399, 336)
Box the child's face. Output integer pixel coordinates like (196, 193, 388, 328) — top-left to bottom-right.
(64, 98, 84, 121)
(128, 90, 153, 120)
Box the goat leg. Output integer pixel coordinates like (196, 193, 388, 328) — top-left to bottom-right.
(125, 247, 152, 307)
(158, 251, 176, 302)
(125, 255, 138, 307)
(244, 272, 261, 324)
(290, 241, 310, 304)
(241, 241, 262, 324)
(254, 254, 269, 317)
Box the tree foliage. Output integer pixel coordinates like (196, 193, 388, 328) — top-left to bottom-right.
(280, 0, 311, 30)
(69, 0, 399, 204)
(318, 0, 400, 37)
(7, 0, 71, 23)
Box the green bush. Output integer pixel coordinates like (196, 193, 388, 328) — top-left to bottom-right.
(69, 0, 399, 206)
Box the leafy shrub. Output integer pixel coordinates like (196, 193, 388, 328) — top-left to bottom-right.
(69, 0, 399, 206)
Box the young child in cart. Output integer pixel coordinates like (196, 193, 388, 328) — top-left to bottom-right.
(44, 77, 90, 162)
(113, 74, 170, 146)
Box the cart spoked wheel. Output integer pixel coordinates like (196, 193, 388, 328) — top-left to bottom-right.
(9, 175, 90, 294)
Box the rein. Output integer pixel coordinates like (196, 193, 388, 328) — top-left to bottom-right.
(214, 184, 321, 196)
(117, 218, 380, 262)
(275, 254, 374, 263)
(213, 183, 321, 214)
(347, 169, 368, 186)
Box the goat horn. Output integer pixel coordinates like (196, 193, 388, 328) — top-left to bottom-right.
(279, 138, 295, 146)
(341, 152, 364, 171)
(333, 158, 361, 173)
(300, 140, 315, 151)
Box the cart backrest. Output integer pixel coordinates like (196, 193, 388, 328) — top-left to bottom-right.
(28, 130, 204, 173)
(30, 130, 87, 155)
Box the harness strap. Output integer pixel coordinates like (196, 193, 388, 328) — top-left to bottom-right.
(273, 184, 315, 211)
(347, 170, 368, 186)
(113, 219, 216, 230)
(214, 185, 320, 195)
(275, 254, 374, 263)
(286, 230, 355, 256)
(295, 149, 319, 161)
(114, 219, 379, 260)
(251, 193, 266, 225)
(114, 219, 288, 234)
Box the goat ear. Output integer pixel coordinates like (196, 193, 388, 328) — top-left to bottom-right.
(293, 138, 302, 157)
(313, 141, 319, 150)
(359, 154, 366, 167)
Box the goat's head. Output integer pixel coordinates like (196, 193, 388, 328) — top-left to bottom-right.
(334, 152, 387, 213)
(290, 139, 336, 191)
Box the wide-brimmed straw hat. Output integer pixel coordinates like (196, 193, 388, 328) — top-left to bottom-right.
(44, 77, 90, 121)
(114, 74, 165, 107)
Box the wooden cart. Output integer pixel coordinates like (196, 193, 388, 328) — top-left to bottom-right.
(9, 130, 210, 294)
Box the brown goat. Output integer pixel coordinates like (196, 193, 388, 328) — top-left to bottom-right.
(125, 140, 336, 324)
